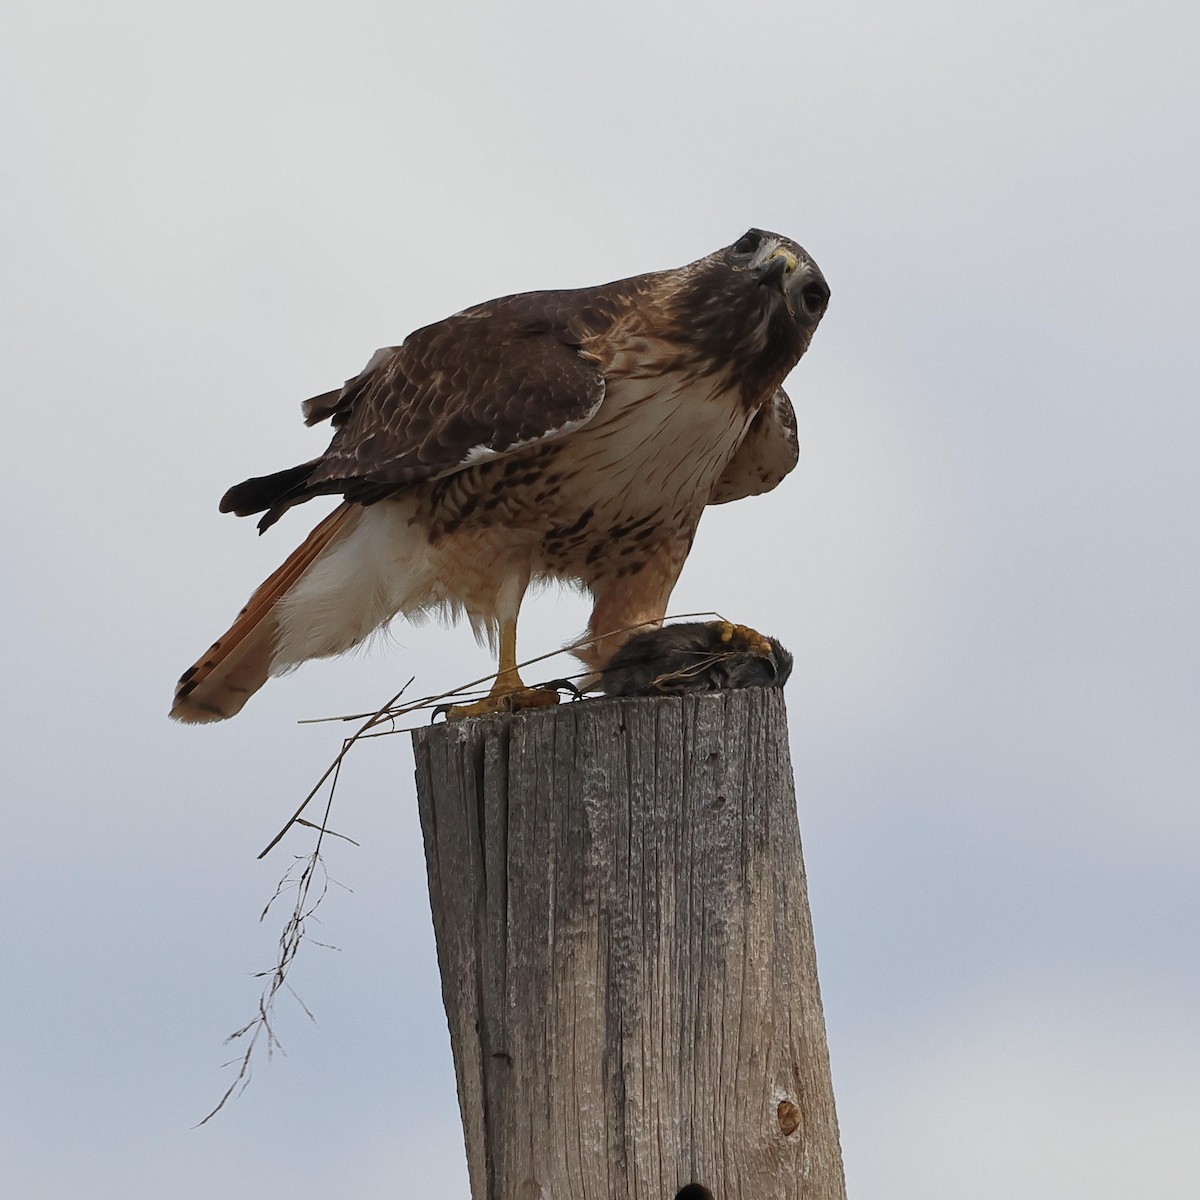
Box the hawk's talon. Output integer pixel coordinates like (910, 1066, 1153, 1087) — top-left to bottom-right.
(537, 677, 584, 702)
(712, 621, 775, 659)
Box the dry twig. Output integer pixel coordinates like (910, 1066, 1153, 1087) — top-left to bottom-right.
(197, 772, 349, 1124)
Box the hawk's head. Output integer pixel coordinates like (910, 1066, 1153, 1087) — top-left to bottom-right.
(724, 228, 829, 329)
(669, 228, 830, 400)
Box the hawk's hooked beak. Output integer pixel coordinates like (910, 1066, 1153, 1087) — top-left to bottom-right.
(757, 246, 800, 314)
(758, 247, 798, 286)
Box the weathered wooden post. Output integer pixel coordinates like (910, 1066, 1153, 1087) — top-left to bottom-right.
(412, 688, 845, 1199)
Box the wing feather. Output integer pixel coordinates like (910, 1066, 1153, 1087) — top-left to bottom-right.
(708, 388, 800, 505)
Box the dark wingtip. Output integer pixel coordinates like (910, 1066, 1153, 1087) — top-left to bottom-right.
(219, 460, 319, 519)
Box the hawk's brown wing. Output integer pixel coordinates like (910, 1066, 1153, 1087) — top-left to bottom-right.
(310, 294, 611, 497)
(222, 288, 618, 528)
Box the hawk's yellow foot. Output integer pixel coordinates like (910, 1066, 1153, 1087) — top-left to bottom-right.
(443, 685, 562, 721)
(714, 621, 776, 659)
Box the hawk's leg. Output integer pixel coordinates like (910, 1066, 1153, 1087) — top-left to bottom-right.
(443, 614, 562, 720)
(576, 547, 688, 677)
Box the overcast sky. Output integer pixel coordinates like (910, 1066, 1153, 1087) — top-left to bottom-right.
(2, 2, 1197, 1197)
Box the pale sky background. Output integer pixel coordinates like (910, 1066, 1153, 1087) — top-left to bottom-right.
(2, 2, 1198, 1197)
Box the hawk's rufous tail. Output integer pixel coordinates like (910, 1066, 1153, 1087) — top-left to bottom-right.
(170, 504, 361, 723)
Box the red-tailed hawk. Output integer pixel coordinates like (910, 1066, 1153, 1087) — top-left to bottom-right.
(172, 229, 829, 722)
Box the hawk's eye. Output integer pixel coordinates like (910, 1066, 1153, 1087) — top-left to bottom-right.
(733, 230, 761, 256)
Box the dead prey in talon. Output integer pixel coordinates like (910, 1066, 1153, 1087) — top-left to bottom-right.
(598, 620, 793, 697)
(170, 230, 829, 724)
